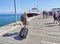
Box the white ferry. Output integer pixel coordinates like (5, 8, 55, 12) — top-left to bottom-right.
(26, 8, 41, 17)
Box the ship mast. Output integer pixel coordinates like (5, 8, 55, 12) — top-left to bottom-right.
(35, 0, 38, 12)
(37, 5, 38, 12)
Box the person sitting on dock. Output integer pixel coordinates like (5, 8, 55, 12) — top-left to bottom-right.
(21, 12, 28, 28)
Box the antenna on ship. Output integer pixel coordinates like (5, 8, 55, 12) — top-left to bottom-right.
(37, 5, 38, 12)
(35, 0, 39, 12)
(14, 0, 17, 25)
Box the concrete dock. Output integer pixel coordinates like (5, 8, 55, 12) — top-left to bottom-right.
(0, 15, 60, 44)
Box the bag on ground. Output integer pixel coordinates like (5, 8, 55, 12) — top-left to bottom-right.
(19, 27, 28, 39)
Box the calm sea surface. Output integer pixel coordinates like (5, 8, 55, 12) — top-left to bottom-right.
(0, 14, 22, 27)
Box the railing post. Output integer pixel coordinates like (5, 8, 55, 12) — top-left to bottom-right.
(14, 0, 17, 25)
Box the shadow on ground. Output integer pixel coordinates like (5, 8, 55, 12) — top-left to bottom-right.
(3, 32, 18, 37)
(3, 32, 25, 40)
(45, 22, 55, 27)
(14, 35, 25, 40)
(36, 17, 43, 19)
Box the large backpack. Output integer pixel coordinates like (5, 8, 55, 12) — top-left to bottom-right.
(21, 15, 26, 22)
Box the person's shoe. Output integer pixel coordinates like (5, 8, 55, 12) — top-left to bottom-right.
(56, 22, 57, 24)
(58, 24, 60, 26)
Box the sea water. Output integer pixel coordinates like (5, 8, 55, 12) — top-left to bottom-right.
(0, 14, 22, 27)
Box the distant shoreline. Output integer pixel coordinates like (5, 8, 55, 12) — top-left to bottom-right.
(0, 12, 23, 14)
(0, 13, 22, 14)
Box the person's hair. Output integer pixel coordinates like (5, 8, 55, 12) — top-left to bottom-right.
(24, 12, 26, 15)
(24, 12, 27, 16)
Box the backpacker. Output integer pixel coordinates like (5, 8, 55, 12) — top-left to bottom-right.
(21, 15, 26, 22)
(19, 27, 28, 39)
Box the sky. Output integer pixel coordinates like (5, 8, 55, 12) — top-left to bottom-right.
(0, 0, 60, 13)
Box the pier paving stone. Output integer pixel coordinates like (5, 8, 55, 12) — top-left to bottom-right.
(0, 15, 60, 44)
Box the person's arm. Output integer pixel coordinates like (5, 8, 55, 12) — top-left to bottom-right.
(26, 16, 28, 22)
(26, 16, 29, 25)
(56, 12, 58, 17)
